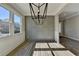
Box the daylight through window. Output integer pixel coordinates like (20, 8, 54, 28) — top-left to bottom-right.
(14, 14, 21, 33)
(0, 6, 10, 36)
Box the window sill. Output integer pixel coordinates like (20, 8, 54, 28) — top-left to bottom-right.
(14, 32, 22, 36)
(0, 34, 10, 39)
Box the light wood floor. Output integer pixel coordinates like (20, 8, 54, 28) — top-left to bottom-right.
(32, 42, 75, 56)
(60, 36, 79, 56)
(8, 37, 79, 56)
(8, 41, 35, 56)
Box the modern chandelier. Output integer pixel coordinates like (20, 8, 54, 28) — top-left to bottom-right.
(29, 3, 48, 25)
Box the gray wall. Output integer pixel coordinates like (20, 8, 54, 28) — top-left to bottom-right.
(64, 15, 79, 41)
(26, 16, 55, 41)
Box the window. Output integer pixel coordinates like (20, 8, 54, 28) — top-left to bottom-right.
(0, 6, 10, 36)
(0, 5, 22, 37)
(14, 14, 21, 33)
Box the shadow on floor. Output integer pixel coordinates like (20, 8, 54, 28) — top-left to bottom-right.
(60, 36, 79, 56)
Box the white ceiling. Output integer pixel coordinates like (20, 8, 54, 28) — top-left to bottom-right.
(59, 3, 79, 20)
(9, 3, 66, 16)
(8, 3, 79, 20)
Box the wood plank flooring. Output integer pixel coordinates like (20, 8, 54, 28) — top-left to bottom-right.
(8, 41, 35, 56)
(53, 50, 75, 56)
(35, 43, 49, 48)
(60, 36, 79, 56)
(32, 42, 75, 56)
(8, 37, 79, 56)
(33, 51, 52, 56)
(48, 43, 65, 48)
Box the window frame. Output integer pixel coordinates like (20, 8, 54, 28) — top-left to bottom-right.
(0, 4, 23, 38)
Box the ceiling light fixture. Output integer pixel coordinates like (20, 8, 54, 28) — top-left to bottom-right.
(29, 3, 48, 25)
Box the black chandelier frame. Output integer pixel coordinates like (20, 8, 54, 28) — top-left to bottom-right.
(29, 3, 48, 25)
